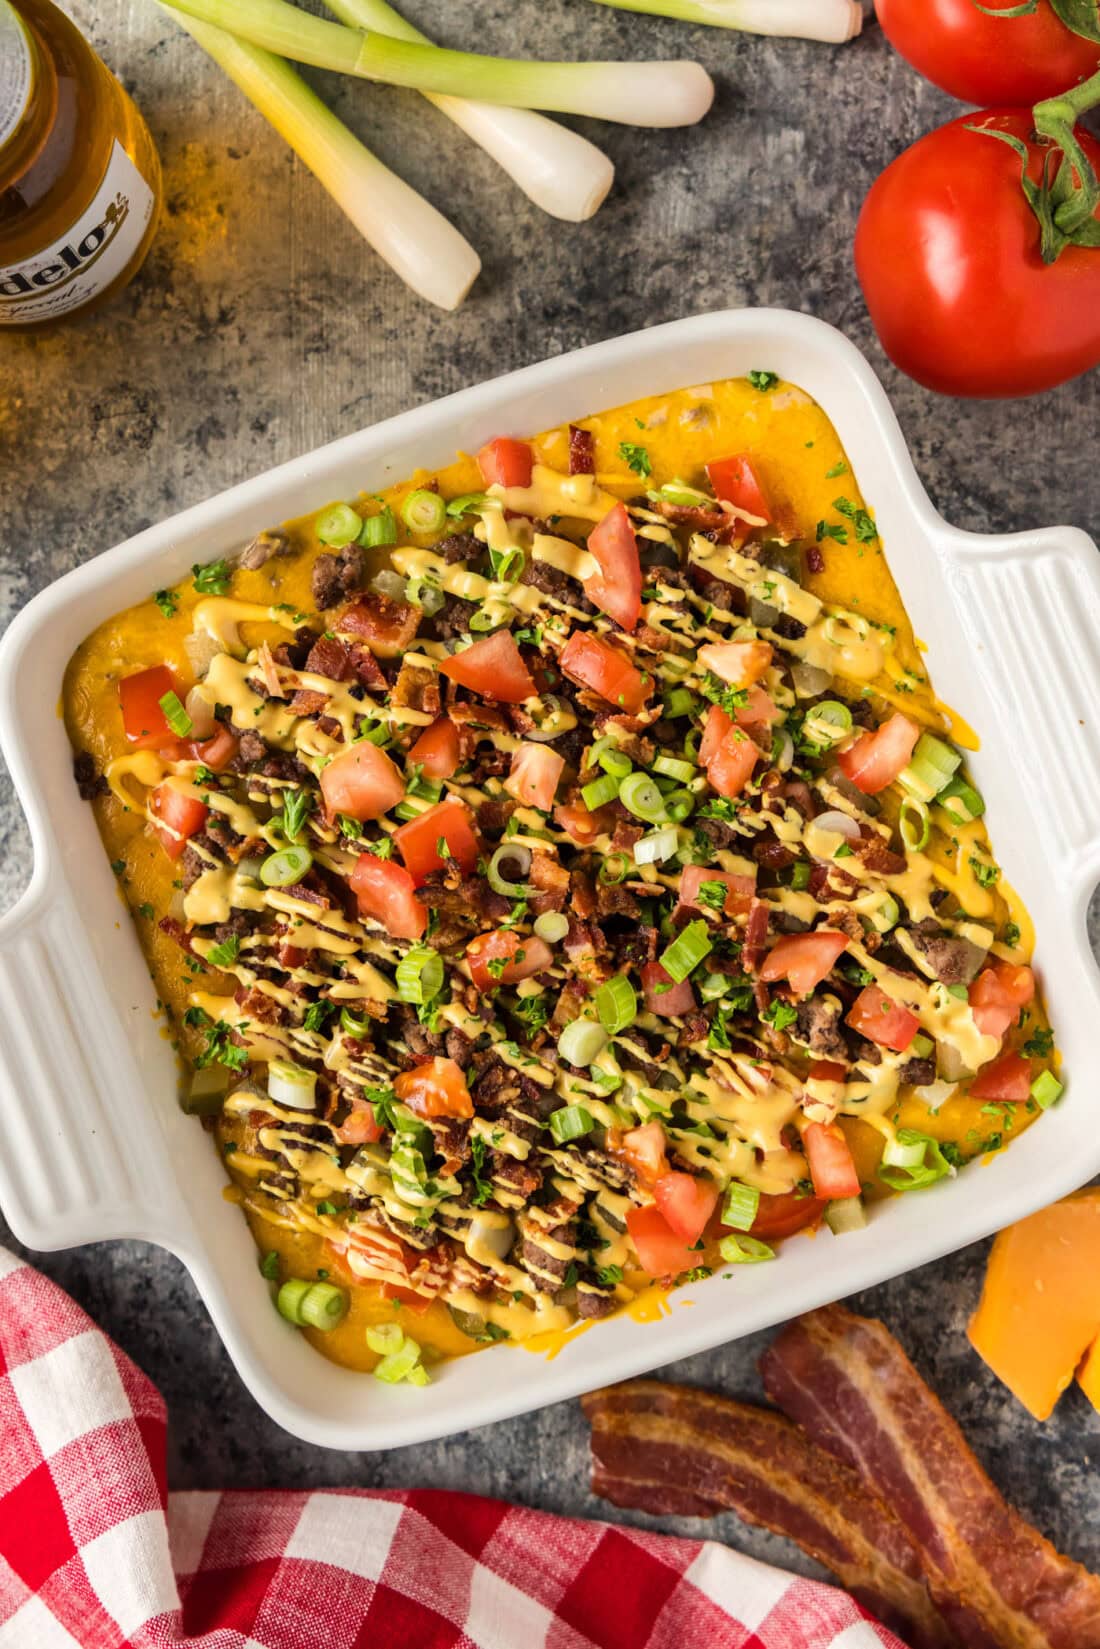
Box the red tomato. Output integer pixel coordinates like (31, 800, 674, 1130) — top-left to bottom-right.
(807, 1059, 848, 1087)
(678, 864, 755, 919)
(749, 1190, 827, 1241)
(969, 962, 1036, 1039)
(439, 630, 535, 704)
(760, 931, 849, 996)
(697, 640, 773, 689)
(559, 631, 651, 715)
(640, 960, 697, 1018)
(654, 1171, 719, 1244)
(478, 436, 533, 489)
(335, 1101, 385, 1145)
(338, 596, 420, 660)
(626, 1205, 702, 1279)
(465, 929, 554, 990)
(554, 799, 615, 845)
(706, 454, 771, 521)
(847, 984, 920, 1053)
(504, 742, 565, 812)
(393, 796, 479, 885)
(706, 726, 761, 800)
(394, 1056, 474, 1120)
(857, 111, 1100, 399)
(836, 713, 920, 796)
(408, 717, 461, 781)
(802, 1123, 861, 1201)
(699, 703, 733, 766)
(182, 725, 238, 773)
(350, 853, 426, 941)
(969, 1051, 1032, 1103)
(149, 782, 208, 858)
(874, 0, 1100, 106)
(119, 665, 186, 750)
(320, 741, 406, 822)
(584, 502, 642, 633)
(736, 685, 781, 733)
(611, 1120, 669, 1187)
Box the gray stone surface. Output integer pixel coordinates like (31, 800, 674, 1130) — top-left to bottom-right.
(2, 0, 1100, 1596)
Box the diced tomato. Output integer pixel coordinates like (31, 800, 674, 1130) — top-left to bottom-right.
(504, 742, 565, 812)
(119, 665, 186, 750)
(626, 1205, 702, 1279)
(610, 1120, 669, 1188)
(559, 631, 651, 715)
(148, 781, 208, 859)
(335, 1101, 385, 1145)
(803, 1122, 862, 1200)
(439, 630, 535, 704)
(760, 930, 849, 996)
(394, 1056, 474, 1120)
(697, 640, 774, 689)
(677, 864, 756, 920)
(969, 1052, 1032, 1103)
(379, 1282, 433, 1315)
(393, 796, 480, 886)
(554, 799, 615, 845)
(748, 1190, 827, 1241)
(408, 717, 461, 781)
(706, 726, 761, 799)
(338, 595, 420, 660)
(478, 436, 533, 490)
(736, 685, 781, 733)
(320, 740, 406, 822)
(278, 942, 307, 969)
(641, 960, 697, 1017)
(584, 502, 642, 633)
(847, 984, 920, 1052)
(969, 962, 1036, 1041)
(654, 1171, 719, 1244)
(350, 853, 426, 941)
(807, 1059, 848, 1086)
(465, 929, 554, 991)
(699, 703, 733, 766)
(706, 453, 771, 521)
(835, 713, 920, 796)
(181, 725, 238, 773)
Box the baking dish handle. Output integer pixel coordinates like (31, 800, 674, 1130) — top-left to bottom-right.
(0, 880, 187, 1253)
(946, 525, 1100, 892)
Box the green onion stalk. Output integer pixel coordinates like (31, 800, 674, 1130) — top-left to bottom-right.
(163, 0, 716, 126)
(164, 10, 480, 309)
(586, 0, 862, 40)
(325, 0, 614, 221)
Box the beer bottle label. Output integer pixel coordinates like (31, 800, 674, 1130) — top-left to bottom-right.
(0, 138, 156, 325)
(0, 1, 34, 150)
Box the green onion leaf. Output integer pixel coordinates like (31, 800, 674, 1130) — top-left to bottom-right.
(549, 1103, 595, 1144)
(1030, 1069, 1063, 1110)
(359, 506, 397, 547)
(401, 488, 447, 534)
(158, 690, 193, 737)
(581, 773, 620, 811)
(594, 975, 637, 1035)
(260, 845, 314, 887)
(558, 1018, 609, 1068)
(718, 1234, 774, 1264)
(721, 1181, 760, 1232)
(395, 945, 444, 1005)
(659, 919, 712, 983)
(315, 502, 364, 545)
(619, 771, 666, 824)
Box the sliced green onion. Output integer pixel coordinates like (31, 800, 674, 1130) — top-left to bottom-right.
(633, 825, 680, 866)
(533, 911, 569, 943)
(718, 1234, 775, 1264)
(268, 1059, 318, 1110)
(549, 1103, 595, 1143)
(1030, 1069, 1063, 1110)
(878, 1128, 953, 1191)
(261, 845, 314, 886)
(396, 945, 444, 1004)
(400, 488, 447, 533)
(698, 970, 731, 1002)
(663, 789, 695, 824)
(407, 1362, 431, 1385)
(359, 506, 397, 547)
(659, 918, 712, 983)
(316, 502, 363, 545)
(597, 851, 631, 885)
(938, 776, 985, 823)
(899, 734, 962, 803)
(824, 1196, 867, 1235)
(899, 796, 930, 852)
(619, 771, 666, 823)
(469, 606, 505, 633)
(447, 491, 494, 516)
(802, 700, 852, 748)
(406, 574, 446, 614)
(489, 544, 525, 584)
(882, 1134, 926, 1171)
(374, 1338, 424, 1383)
(652, 753, 696, 783)
(648, 479, 712, 507)
(582, 773, 620, 810)
(366, 1321, 405, 1355)
(340, 1006, 371, 1037)
(862, 892, 899, 935)
(276, 1277, 313, 1324)
(158, 689, 193, 737)
(790, 861, 812, 892)
(910, 1033, 934, 1059)
(594, 975, 637, 1035)
(558, 1018, 609, 1067)
(487, 843, 534, 897)
(299, 1281, 349, 1330)
(662, 687, 698, 719)
(721, 1181, 760, 1232)
(598, 747, 633, 780)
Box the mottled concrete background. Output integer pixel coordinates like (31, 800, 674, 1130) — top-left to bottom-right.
(2, 0, 1099, 1588)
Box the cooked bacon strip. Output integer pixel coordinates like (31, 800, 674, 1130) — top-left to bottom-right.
(761, 1306, 1100, 1649)
(582, 1380, 956, 1649)
(569, 424, 595, 475)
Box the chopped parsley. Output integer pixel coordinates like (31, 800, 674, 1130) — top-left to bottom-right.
(1023, 1026, 1054, 1058)
(596, 1265, 624, 1287)
(696, 879, 729, 913)
(618, 441, 652, 477)
(833, 496, 878, 543)
(816, 520, 848, 545)
(205, 934, 240, 969)
(259, 1250, 280, 1281)
(303, 1000, 338, 1033)
(469, 1134, 494, 1208)
(154, 588, 179, 618)
(762, 999, 798, 1032)
(191, 558, 232, 596)
(968, 856, 1000, 888)
(748, 370, 778, 391)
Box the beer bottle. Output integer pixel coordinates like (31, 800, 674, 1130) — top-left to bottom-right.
(0, 0, 162, 329)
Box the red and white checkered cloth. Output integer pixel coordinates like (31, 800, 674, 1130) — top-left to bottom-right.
(0, 1248, 908, 1649)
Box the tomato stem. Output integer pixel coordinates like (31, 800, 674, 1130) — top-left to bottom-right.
(1033, 68, 1100, 243)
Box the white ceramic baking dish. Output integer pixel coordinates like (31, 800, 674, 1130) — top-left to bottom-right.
(2, 309, 1099, 1451)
